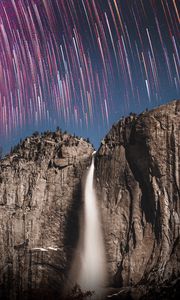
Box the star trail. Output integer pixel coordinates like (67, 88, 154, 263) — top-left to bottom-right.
(0, 0, 179, 152)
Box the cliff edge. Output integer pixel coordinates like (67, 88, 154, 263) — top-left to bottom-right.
(0, 130, 93, 299)
(95, 100, 180, 290)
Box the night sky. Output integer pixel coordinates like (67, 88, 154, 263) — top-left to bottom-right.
(0, 0, 179, 153)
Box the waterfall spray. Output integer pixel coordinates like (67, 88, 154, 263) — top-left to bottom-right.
(77, 152, 106, 293)
(68, 152, 106, 298)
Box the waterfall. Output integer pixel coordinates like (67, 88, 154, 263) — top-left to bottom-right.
(67, 152, 106, 298)
(77, 152, 106, 294)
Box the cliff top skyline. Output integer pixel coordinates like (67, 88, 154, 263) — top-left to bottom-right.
(0, 98, 179, 299)
(0, 0, 179, 154)
(1, 99, 179, 160)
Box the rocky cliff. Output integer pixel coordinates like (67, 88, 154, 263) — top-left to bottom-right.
(0, 100, 180, 299)
(95, 100, 180, 290)
(0, 130, 94, 299)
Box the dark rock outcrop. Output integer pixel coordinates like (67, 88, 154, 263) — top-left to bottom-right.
(0, 130, 94, 299)
(95, 100, 180, 288)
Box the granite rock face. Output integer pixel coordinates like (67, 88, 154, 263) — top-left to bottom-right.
(0, 130, 94, 299)
(95, 100, 180, 288)
(0, 100, 180, 299)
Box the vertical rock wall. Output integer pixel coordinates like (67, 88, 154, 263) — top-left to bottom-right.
(0, 100, 180, 298)
(0, 132, 93, 299)
(95, 100, 180, 287)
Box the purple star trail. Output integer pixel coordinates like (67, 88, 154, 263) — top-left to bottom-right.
(0, 0, 179, 151)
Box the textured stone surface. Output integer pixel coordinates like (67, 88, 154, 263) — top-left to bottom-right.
(0, 100, 180, 299)
(0, 131, 93, 299)
(95, 100, 180, 288)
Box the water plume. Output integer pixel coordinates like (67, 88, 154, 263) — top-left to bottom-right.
(68, 152, 106, 298)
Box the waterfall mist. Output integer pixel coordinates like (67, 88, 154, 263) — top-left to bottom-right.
(68, 152, 107, 297)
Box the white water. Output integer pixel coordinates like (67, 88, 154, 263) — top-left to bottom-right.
(77, 153, 106, 294)
(66, 153, 107, 297)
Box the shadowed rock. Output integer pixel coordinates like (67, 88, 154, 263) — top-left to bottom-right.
(0, 131, 94, 299)
(0, 100, 180, 299)
(95, 99, 180, 288)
